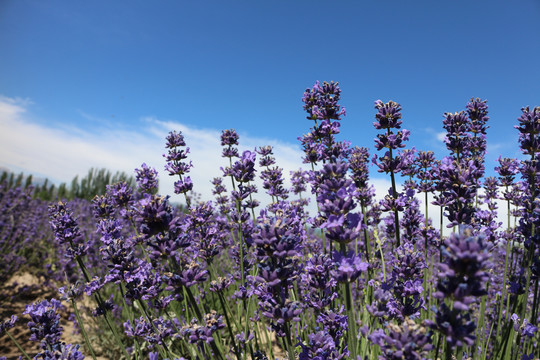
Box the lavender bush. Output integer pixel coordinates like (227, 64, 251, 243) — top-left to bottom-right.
(0, 81, 539, 360)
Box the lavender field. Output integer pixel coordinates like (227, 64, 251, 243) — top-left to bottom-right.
(1, 81, 539, 360)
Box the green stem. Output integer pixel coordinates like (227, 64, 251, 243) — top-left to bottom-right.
(73, 255, 129, 358)
(283, 324, 295, 360)
(481, 321, 496, 360)
(387, 129, 400, 247)
(71, 299, 98, 360)
(496, 239, 511, 339)
(340, 243, 358, 357)
(361, 203, 372, 263)
(218, 293, 241, 358)
(374, 229, 387, 281)
(311, 162, 327, 255)
(5, 330, 32, 360)
(433, 332, 441, 360)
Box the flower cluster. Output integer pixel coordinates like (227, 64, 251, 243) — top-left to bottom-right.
(431, 232, 489, 348)
(48, 202, 88, 259)
(3, 81, 540, 360)
(164, 130, 193, 198)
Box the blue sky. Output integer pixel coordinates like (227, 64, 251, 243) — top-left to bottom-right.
(1, 0, 539, 204)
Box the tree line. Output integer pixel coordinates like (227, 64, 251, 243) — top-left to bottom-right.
(0, 168, 136, 201)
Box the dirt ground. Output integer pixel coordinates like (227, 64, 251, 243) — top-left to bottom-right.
(0, 272, 91, 360)
(1, 273, 286, 360)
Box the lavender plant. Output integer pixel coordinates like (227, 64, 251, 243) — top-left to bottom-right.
(1, 82, 540, 360)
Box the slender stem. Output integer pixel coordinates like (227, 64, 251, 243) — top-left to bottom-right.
(340, 243, 358, 357)
(71, 299, 98, 360)
(433, 333, 441, 360)
(531, 279, 539, 324)
(311, 162, 327, 255)
(361, 203, 372, 263)
(283, 324, 295, 360)
(73, 255, 129, 358)
(424, 191, 429, 259)
(218, 293, 241, 358)
(374, 229, 387, 281)
(387, 128, 401, 247)
(496, 239, 511, 339)
(481, 321, 496, 360)
(119, 284, 142, 360)
(5, 330, 32, 360)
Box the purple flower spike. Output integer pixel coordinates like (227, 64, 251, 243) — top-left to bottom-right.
(434, 232, 490, 307)
(374, 100, 402, 129)
(495, 156, 520, 187)
(303, 81, 346, 121)
(38, 343, 86, 360)
(220, 128, 239, 147)
(230, 150, 257, 184)
(332, 251, 368, 283)
(515, 106, 540, 156)
(0, 315, 17, 334)
(24, 299, 63, 348)
(165, 130, 186, 148)
(135, 163, 159, 193)
(371, 318, 433, 360)
(430, 231, 489, 350)
(48, 202, 89, 259)
(163, 130, 193, 198)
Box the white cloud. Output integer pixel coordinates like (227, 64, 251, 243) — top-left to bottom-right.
(436, 132, 446, 142)
(0, 96, 313, 209)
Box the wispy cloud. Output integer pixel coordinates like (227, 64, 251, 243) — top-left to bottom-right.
(436, 132, 446, 142)
(0, 96, 313, 207)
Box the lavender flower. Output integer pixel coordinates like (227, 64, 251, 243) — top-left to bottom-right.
(302, 80, 346, 122)
(302, 307, 350, 359)
(257, 146, 289, 202)
(179, 311, 225, 345)
(135, 163, 159, 194)
(495, 157, 520, 188)
(0, 315, 17, 334)
(290, 169, 308, 195)
(230, 150, 257, 184)
(300, 81, 347, 163)
(124, 316, 179, 347)
(331, 250, 368, 284)
(370, 318, 432, 360)
(373, 99, 410, 247)
(135, 194, 174, 239)
(434, 233, 490, 309)
(253, 207, 305, 336)
(24, 299, 63, 348)
(163, 130, 193, 198)
(317, 161, 363, 246)
(48, 202, 89, 259)
(36, 343, 85, 360)
(349, 146, 375, 207)
(431, 232, 489, 349)
(515, 106, 540, 156)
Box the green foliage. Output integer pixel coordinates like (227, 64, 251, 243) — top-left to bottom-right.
(0, 168, 135, 201)
(70, 167, 135, 200)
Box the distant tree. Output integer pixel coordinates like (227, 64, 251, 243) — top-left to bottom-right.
(1, 167, 135, 201)
(70, 175, 80, 199)
(57, 182, 68, 200)
(15, 172, 24, 187)
(35, 178, 50, 200)
(24, 174, 33, 188)
(69, 168, 135, 200)
(47, 184, 55, 201)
